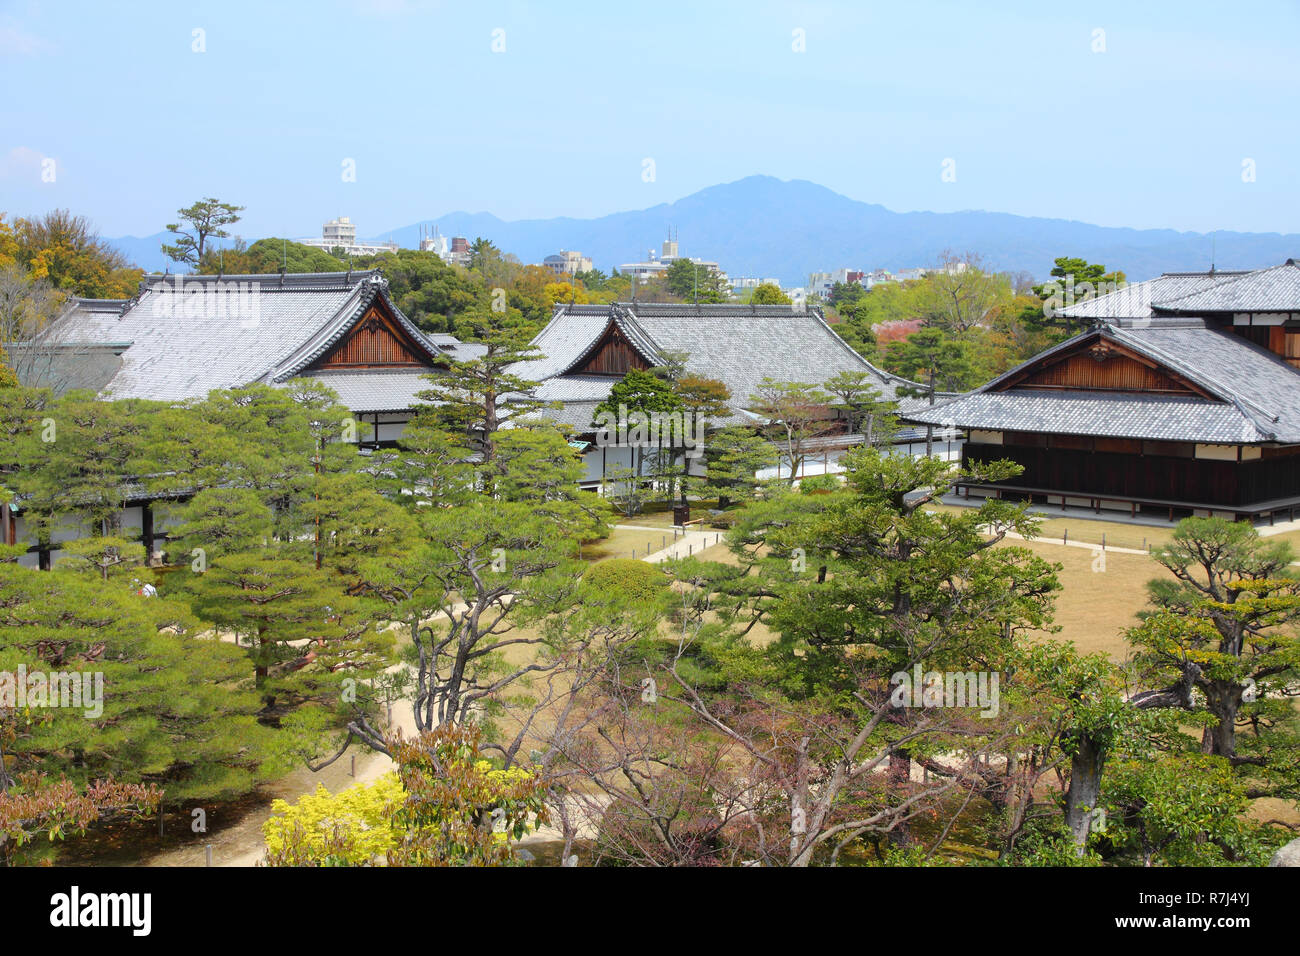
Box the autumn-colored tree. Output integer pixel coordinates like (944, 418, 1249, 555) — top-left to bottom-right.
(262, 724, 546, 867)
(13, 210, 140, 298)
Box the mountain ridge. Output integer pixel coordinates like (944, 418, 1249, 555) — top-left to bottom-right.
(109, 176, 1300, 284)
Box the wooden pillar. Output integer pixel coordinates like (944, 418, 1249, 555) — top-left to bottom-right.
(142, 502, 155, 564)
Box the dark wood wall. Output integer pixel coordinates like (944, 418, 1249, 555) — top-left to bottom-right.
(576, 327, 651, 376)
(316, 309, 423, 369)
(1014, 352, 1196, 393)
(963, 441, 1300, 509)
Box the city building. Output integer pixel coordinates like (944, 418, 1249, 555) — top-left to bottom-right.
(728, 276, 783, 292)
(445, 236, 472, 268)
(808, 268, 870, 299)
(297, 217, 399, 257)
(543, 250, 594, 276)
(619, 236, 727, 287)
(418, 225, 448, 258)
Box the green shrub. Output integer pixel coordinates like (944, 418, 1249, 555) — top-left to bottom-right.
(798, 474, 841, 494)
(583, 558, 667, 601)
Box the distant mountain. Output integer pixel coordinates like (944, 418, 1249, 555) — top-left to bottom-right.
(108, 232, 176, 275)
(110, 176, 1300, 284)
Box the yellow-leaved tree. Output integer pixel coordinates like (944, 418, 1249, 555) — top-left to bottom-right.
(262, 723, 547, 867)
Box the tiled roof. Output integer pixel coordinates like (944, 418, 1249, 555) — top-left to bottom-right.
(517, 302, 916, 428)
(535, 375, 620, 402)
(1150, 260, 1300, 313)
(301, 368, 441, 413)
(48, 273, 365, 401)
(1055, 271, 1249, 321)
(908, 389, 1260, 443)
(528, 399, 605, 430)
(907, 318, 1300, 443)
(35, 271, 478, 413)
(267, 275, 445, 382)
(514, 312, 612, 381)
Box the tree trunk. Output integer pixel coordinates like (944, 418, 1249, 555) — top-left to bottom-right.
(1064, 734, 1104, 856)
(1203, 680, 1240, 758)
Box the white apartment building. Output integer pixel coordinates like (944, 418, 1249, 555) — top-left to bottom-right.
(299, 217, 398, 257)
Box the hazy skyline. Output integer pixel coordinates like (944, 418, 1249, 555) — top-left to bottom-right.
(2, 0, 1297, 241)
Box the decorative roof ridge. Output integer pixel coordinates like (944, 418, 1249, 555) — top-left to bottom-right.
(136, 269, 382, 292)
(610, 304, 666, 362)
(553, 306, 664, 378)
(1149, 260, 1300, 310)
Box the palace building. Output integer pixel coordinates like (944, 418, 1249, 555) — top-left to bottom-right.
(906, 260, 1300, 522)
(513, 301, 952, 486)
(4, 270, 484, 565)
(6, 276, 949, 565)
(19, 269, 484, 436)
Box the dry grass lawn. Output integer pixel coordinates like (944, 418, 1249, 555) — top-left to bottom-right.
(580, 526, 687, 561)
(687, 532, 1172, 660)
(1003, 538, 1173, 660)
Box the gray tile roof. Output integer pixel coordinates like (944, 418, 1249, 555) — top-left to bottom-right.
(302, 369, 441, 413)
(908, 389, 1259, 443)
(1150, 259, 1300, 313)
(48, 274, 364, 401)
(1055, 271, 1249, 321)
(907, 318, 1300, 443)
(535, 375, 621, 402)
(34, 271, 478, 413)
(516, 302, 916, 429)
(528, 399, 604, 430)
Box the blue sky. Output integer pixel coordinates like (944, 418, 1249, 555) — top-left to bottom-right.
(1, 0, 1297, 240)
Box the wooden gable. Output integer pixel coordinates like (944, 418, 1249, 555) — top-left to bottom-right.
(994, 336, 1212, 397)
(311, 302, 433, 370)
(571, 321, 652, 377)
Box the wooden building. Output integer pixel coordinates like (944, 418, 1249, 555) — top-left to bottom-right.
(513, 301, 955, 487)
(906, 260, 1300, 521)
(3, 270, 484, 566)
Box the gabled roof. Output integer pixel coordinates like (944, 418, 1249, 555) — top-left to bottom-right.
(1150, 259, 1300, 313)
(554, 303, 665, 376)
(516, 301, 915, 428)
(907, 318, 1300, 443)
(268, 273, 446, 381)
(34, 271, 474, 409)
(1055, 270, 1249, 321)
